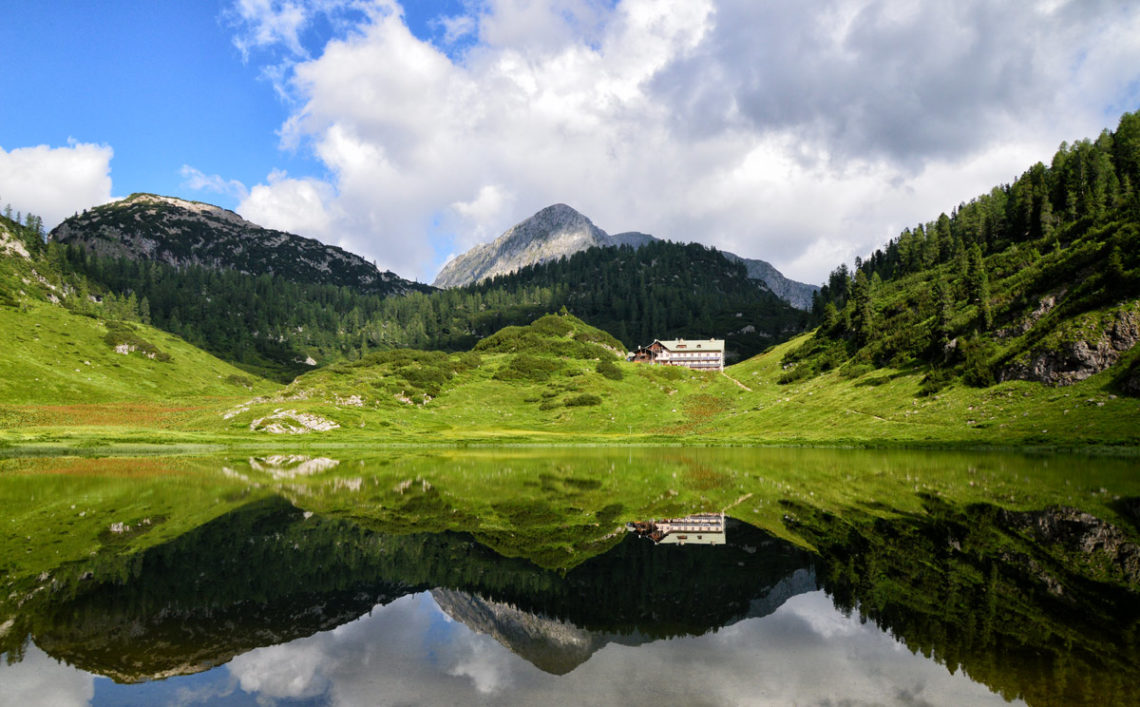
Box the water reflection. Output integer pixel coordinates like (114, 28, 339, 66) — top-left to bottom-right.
(629, 512, 727, 545)
(1, 447, 1137, 705)
(10, 499, 815, 681)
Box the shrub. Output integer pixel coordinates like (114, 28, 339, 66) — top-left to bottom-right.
(565, 393, 602, 407)
(103, 321, 171, 362)
(595, 359, 623, 380)
(960, 336, 995, 387)
(531, 314, 574, 337)
(225, 374, 255, 388)
(918, 367, 953, 396)
(493, 354, 560, 382)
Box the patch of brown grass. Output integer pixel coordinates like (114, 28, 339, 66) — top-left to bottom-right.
(4, 403, 213, 429)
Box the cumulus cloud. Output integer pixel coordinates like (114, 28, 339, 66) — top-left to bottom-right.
(180, 165, 251, 202)
(227, 0, 1140, 283)
(0, 142, 115, 230)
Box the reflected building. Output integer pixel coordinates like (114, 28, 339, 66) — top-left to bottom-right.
(629, 512, 726, 545)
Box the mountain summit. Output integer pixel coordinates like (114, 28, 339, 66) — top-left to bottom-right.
(433, 204, 817, 309)
(433, 204, 654, 288)
(51, 193, 427, 296)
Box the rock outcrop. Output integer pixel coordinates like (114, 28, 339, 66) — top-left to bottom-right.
(1000, 307, 1140, 385)
(721, 252, 819, 310)
(51, 193, 429, 296)
(433, 204, 818, 310)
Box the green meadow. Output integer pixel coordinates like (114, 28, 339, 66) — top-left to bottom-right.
(0, 309, 1136, 451)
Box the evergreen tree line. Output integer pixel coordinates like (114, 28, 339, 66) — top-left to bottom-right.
(816, 110, 1140, 314)
(1, 202, 46, 242)
(791, 110, 1140, 386)
(59, 239, 812, 380)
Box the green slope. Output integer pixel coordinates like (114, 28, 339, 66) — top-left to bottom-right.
(204, 312, 1137, 447)
(0, 213, 276, 438)
(0, 301, 273, 404)
(212, 312, 749, 442)
(793, 111, 1140, 392)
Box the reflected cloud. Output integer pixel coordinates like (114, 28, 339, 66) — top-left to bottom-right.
(0, 644, 93, 707)
(217, 591, 1020, 707)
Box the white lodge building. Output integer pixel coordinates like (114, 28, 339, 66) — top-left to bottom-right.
(631, 338, 725, 371)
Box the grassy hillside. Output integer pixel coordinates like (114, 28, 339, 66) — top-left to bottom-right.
(190, 312, 1138, 447)
(1, 208, 1136, 450)
(0, 214, 276, 439)
(720, 333, 1137, 447)
(0, 301, 273, 404)
(212, 312, 749, 442)
(791, 111, 1140, 393)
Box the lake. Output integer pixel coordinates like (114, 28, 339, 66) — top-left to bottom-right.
(1, 447, 1137, 706)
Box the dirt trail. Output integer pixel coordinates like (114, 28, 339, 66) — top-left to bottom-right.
(720, 371, 753, 392)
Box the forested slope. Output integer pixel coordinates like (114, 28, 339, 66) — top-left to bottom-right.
(787, 110, 1140, 395)
(59, 238, 811, 381)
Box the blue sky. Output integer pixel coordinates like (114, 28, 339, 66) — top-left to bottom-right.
(2, 1, 1139, 284)
(0, 1, 468, 208)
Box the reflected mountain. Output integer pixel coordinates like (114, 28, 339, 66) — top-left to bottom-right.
(5, 488, 1138, 704)
(432, 515, 816, 674)
(12, 498, 814, 682)
(433, 563, 818, 675)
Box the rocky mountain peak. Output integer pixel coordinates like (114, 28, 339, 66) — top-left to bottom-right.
(117, 193, 251, 229)
(50, 193, 429, 296)
(432, 203, 820, 310)
(432, 203, 609, 288)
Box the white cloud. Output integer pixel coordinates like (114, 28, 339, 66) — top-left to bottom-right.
(0, 590, 1022, 706)
(227, 0, 1140, 284)
(436, 13, 476, 45)
(240, 169, 341, 237)
(0, 142, 115, 230)
(180, 165, 251, 202)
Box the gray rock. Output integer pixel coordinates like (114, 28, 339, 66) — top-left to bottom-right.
(51, 193, 428, 296)
(433, 204, 819, 310)
(1000, 309, 1140, 385)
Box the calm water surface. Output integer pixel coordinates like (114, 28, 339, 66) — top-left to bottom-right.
(1, 447, 1137, 706)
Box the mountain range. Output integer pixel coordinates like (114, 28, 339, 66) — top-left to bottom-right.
(50, 193, 428, 296)
(434, 203, 819, 309)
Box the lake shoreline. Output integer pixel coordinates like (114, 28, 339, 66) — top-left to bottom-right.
(3, 434, 1138, 459)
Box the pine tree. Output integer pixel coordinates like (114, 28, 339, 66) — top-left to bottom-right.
(852, 269, 874, 345)
(966, 245, 992, 330)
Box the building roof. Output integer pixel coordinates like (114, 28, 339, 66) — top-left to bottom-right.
(653, 338, 725, 353)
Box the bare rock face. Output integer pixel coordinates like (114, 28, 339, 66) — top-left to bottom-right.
(433, 203, 819, 310)
(1001, 308, 1140, 385)
(722, 252, 819, 311)
(433, 204, 610, 288)
(50, 193, 429, 296)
